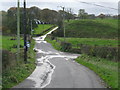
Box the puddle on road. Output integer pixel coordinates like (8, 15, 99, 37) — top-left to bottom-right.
(32, 48, 78, 88)
(31, 27, 79, 88)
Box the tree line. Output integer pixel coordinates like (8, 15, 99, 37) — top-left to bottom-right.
(1, 6, 118, 35)
(76, 9, 118, 19)
(1, 6, 74, 35)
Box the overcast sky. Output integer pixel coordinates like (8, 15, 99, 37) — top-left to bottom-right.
(0, 0, 119, 15)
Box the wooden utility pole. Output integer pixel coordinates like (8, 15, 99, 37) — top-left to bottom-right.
(63, 7, 66, 42)
(17, 0, 20, 61)
(24, 0, 27, 63)
(58, 6, 66, 42)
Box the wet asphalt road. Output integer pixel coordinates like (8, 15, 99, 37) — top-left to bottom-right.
(13, 27, 105, 89)
(37, 41, 104, 88)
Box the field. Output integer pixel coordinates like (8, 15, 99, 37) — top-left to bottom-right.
(2, 35, 24, 52)
(2, 24, 54, 52)
(34, 24, 53, 34)
(63, 19, 118, 39)
(58, 37, 118, 48)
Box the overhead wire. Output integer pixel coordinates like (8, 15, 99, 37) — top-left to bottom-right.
(75, 0, 118, 11)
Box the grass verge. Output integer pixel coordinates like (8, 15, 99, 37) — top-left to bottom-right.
(46, 37, 119, 89)
(45, 37, 62, 51)
(76, 54, 118, 89)
(2, 39, 36, 88)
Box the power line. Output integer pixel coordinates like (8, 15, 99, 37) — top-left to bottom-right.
(76, 0, 118, 11)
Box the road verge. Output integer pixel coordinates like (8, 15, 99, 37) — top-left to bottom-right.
(2, 39, 36, 88)
(45, 36, 119, 89)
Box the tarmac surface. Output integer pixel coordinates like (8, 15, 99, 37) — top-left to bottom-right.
(13, 27, 105, 89)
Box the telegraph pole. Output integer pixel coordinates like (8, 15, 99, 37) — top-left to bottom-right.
(24, 0, 27, 63)
(63, 7, 66, 42)
(58, 6, 66, 42)
(17, 0, 20, 61)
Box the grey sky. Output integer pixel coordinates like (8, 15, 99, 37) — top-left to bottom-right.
(0, 0, 119, 15)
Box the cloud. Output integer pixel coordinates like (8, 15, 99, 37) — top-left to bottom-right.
(0, 0, 118, 15)
(0, 0, 119, 2)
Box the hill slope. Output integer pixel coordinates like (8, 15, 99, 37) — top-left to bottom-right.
(54, 19, 118, 39)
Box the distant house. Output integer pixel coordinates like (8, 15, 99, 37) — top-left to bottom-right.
(97, 13, 106, 19)
(112, 15, 118, 19)
(34, 19, 50, 24)
(73, 14, 79, 20)
(88, 14, 96, 19)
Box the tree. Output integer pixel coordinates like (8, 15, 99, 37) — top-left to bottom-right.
(40, 8, 59, 24)
(1, 11, 9, 34)
(65, 8, 74, 22)
(2, 6, 70, 35)
(78, 9, 88, 19)
(2, 7, 38, 34)
(7, 7, 17, 34)
(28, 6, 41, 20)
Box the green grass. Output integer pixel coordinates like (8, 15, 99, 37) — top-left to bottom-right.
(0, 35, 1, 49)
(45, 37, 61, 51)
(34, 24, 53, 34)
(94, 19, 118, 28)
(58, 37, 118, 48)
(63, 19, 118, 39)
(1, 35, 24, 53)
(2, 39, 36, 88)
(76, 54, 118, 88)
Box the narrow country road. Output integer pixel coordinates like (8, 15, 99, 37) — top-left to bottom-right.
(13, 27, 105, 88)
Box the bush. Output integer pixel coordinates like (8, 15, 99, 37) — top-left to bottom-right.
(80, 44, 118, 61)
(60, 42, 72, 51)
(69, 48, 81, 54)
(2, 49, 24, 71)
(2, 50, 17, 70)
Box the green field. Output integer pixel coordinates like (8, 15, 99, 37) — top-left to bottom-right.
(2, 24, 53, 52)
(2, 36, 24, 52)
(58, 37, 118, 48)
(63, 19, 118, 39)
(76, 54, 118, 88)
(34, 24, 53, 34)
